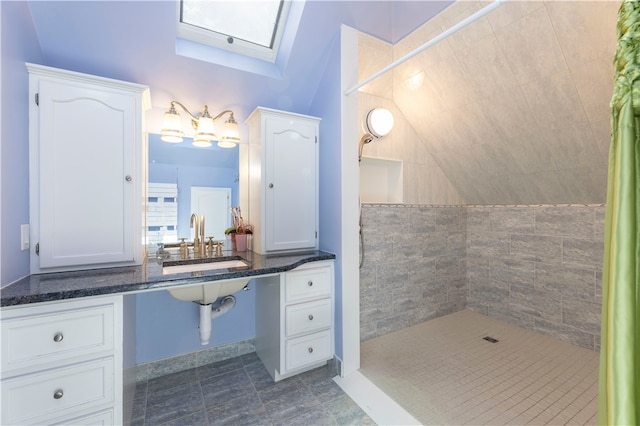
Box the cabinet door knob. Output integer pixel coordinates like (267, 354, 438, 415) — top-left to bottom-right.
(53, 333, 64, 343)
(308, 314, 314, 321)
(308, 347, 314, 354)
(307, 280, 313, 287)
(268, 183, 274, 188)
(53, 389, 64, 399)
(125, 175, 132, 182)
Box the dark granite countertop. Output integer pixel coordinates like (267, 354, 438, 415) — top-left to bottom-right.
(0, 249, 335, 307)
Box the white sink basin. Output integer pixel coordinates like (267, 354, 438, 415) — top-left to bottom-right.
(167, 277, 250, 304)
(163, 256, 251, 304)
(162, 259, 248, 275)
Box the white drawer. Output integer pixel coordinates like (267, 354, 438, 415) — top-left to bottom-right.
(285, 298, 332, 337)
(1, 302, 114, 374)
(285, 330, 332, 372)
(52, 409, 114, 426)
(1, 357, 114, 425)
(285, 266, 331, 303)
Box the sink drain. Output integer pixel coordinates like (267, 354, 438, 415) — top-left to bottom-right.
(483, 336, 499, 343)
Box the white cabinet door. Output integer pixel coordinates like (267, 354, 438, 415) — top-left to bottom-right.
(28, 63, 149, 272)
(245, 107, 320, 254)
(38, 80, 136, 267)
(264, 117, 317, 252)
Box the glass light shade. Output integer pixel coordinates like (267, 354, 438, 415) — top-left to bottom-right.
(196, 116, 216, 139)
(161, 111, 184, 143)
(192, 135, 212, 147)
(217, 140, 237, 148)
(218, 119, 240, 148)
(366, 108, 394, 138)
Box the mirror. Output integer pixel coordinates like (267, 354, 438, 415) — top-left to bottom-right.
(146, 133, 240, 246)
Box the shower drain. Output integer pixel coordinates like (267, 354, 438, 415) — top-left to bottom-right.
(483, 336, 499, 343)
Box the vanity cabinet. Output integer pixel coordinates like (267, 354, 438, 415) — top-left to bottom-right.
(0, 296, 123, 425)
(255, 261, 334, 382)
(243, 107, 320, 254)
(27, 63, 150, 273)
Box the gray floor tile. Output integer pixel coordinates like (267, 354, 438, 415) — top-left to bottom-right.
(244, 360, 279, 391)
(209, 411, 272, 426)
(159, 409, 208, 426)
(257, 376, 307, 404)
(239, 351, 262, 366)
(136, 355, 367, 426)
(145, 381, 205, 425)
(273, 405, 337, 426)
(148, 368, 199, 394)
(202, 369, 255, 408)
(198, 357, 245, 381)
(262, 386, 321, 423)
(326, 393, 375, 426)
(131, 396, 147, 424)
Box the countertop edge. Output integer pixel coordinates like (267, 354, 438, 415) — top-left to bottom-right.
(1, 252, 336, 308)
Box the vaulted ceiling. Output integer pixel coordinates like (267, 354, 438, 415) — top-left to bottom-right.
(25, 0, 619, 206)
(360, 1, 618, 205)
(25, 0, 449, 134)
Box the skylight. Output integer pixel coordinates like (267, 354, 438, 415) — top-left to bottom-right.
(177, 0, 289, 63)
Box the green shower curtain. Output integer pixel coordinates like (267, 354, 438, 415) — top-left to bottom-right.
(598, 1, 640, 425)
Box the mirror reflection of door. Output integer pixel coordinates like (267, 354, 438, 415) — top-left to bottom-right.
(191, 187, 231, 241)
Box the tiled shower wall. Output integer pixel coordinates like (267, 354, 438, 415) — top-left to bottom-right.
(360, 204, 604, 352)
(466, 205, 604, 352)
(359, 204, 467, 341)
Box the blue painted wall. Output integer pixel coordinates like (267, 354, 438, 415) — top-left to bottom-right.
(309, 34, 344, 358)
(0, 2, 42, 286)
(138, 134, 245, 363)
(135, 283, 256, 363)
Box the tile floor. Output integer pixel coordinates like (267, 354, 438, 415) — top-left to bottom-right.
(360, 310, 600, 425)
(131, 352, 374, 426)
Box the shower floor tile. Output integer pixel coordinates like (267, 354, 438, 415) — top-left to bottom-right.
(360, 309, 599, 425)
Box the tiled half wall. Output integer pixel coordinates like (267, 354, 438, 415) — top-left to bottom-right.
(360, 204, 604, 352)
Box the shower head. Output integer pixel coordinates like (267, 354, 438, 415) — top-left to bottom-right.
(358, 107, 394, 162)
(358, 133, 375, 162)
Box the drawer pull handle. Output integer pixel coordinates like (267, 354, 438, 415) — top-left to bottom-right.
(53, 333, 64, 343)
(308, 314, 314, 321)
(308, 347, 314, 354)
(308, 280, 313, 287)
(53, 389, 64, 400)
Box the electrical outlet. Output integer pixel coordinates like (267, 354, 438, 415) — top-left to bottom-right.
(21, 224, 29, 251)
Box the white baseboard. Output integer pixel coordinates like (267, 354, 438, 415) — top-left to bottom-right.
(333, 370, 421, 425)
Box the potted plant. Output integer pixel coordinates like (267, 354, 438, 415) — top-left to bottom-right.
(226, 207, 252, 251)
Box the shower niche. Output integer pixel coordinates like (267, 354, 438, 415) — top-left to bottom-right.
(359, 156, 403, 203)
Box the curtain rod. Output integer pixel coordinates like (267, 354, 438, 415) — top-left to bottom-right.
(344, 0, 507, 96)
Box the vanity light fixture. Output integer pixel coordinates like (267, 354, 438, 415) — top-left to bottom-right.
(217, 115, 241, 148)
(359, 107, 394, 162)
(161, 101, 241, 148)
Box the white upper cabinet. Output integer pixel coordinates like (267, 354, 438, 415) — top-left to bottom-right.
(244, 107, 320, 254)
(27, 63, 150, 273)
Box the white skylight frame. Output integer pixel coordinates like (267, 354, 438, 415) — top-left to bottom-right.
(177, 0, 291, 64)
